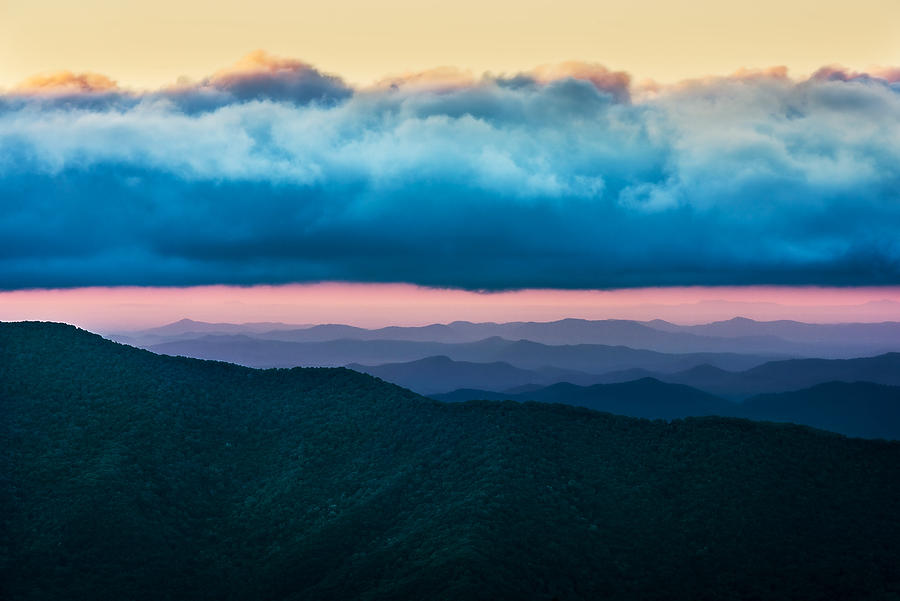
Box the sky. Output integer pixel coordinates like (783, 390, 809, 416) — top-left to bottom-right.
(2, 285, 900, 332)
(2, 0, 899, 89)
(1, 2, 899, 328)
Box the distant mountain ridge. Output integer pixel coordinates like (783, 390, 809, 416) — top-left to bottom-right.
(737, 381, 900, 440)
(342, 351, 900, 399)
(434, 378, 900, 440)
(348, 355, 602, 395)
(594, 353, 900, 398)
(117, 316, 900, 358)
(436, 377, 733, 421)
(139, 318, 308, 335)
(654, 316, 900, 347)
(149, 335, 776, 374)
(109, 319, 311, 347)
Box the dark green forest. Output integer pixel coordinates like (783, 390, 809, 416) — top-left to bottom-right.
(2, 322, 899, 600)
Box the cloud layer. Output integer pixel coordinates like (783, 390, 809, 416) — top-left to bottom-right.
(2, 54, 899, 289)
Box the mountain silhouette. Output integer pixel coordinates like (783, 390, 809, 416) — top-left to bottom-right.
(738, 381, 900, 440)
(348, 355, 601, 395)
(595, 353, 900, 398)
(122, 316, 900, 357)
(436, 377, 900, 439)
(150, 335, 775, 373)
(435, 378, 734, 420)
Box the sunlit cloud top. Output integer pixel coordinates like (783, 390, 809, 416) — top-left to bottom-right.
(1, 53, 899, 290)
(15, 71, 120, 94)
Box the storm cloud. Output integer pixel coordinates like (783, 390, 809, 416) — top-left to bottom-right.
(1, 55, 899, 289)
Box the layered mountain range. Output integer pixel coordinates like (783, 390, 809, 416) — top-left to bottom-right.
(2, 321, 899, 600)
(104, 316, 900, 439)
(114, 316, 900, 358)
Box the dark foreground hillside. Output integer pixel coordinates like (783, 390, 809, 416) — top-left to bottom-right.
(2, 322, 899, 601)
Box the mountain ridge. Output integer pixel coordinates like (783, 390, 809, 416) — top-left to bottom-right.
(435, 378, 900, 439)
(347, 355, 602, 395)
(148, 334, 778, 373)
(117, 316, 900, 357)
(593, 353, 900, 398)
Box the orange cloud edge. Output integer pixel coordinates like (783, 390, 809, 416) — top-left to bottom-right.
(9, 50, 900, 96)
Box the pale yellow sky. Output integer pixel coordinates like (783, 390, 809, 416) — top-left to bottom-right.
(2, 0, 899, 89)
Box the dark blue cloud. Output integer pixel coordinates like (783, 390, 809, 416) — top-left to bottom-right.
(1, 63, 899, 289)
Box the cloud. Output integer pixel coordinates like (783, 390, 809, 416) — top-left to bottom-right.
(526, 61, 631, 102)
(1, 58, 899, 289)
(1, 71, 134, 112)
(157, 50, 353, 111)
(198, 50, 352, 104)
(0, 51, 353, 114)
(873, 67, 900, 83)
(810, 65, 900, 92)
(15, 70, 119, 93)
(372, 62, 631, 102)
(373, 67, 478, 92)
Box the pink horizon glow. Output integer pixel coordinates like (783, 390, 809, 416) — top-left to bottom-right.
(2, 283, 900, 333)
